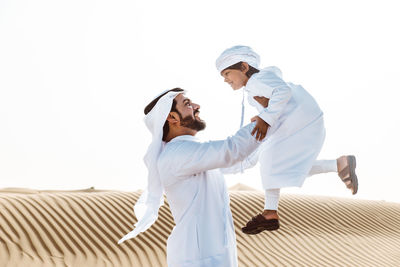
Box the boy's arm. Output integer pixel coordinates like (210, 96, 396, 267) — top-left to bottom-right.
(257, 72, 292, 127)
(251, 116, 269, 141)
(249, 96, 271, 141)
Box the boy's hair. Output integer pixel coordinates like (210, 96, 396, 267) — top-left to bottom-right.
(144, 88, 184, 141)
(224, 61, 260, 78)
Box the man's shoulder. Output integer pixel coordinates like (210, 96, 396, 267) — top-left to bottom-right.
(165, 136, 200, 150)
(159, 137, 199, 161)
(158, 137, 203, 186)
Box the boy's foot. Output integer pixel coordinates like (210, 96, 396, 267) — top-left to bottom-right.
(242, 212, 280, 235)
(337, 155, 358, 194)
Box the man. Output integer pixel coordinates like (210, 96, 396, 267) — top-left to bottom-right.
(119, 88, 356, 266)
(119, 88, 261, 266)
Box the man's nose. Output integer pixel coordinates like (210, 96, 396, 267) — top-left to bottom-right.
(224, 77, 229, 83)
(192, 103, 200, 110)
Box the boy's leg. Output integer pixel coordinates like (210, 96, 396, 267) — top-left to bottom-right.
(263, 188, 280, 212)
(337, 155, 358, 194)
(262, 188, 280, 220)
(242, 156, 358, 235)
(309, 156, 358, 195)
(242, 189, 280, 235)
(309, 160, 337, 175)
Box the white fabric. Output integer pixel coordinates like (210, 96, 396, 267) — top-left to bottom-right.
(224, 154, 337, 177)
(118, 90, 183, 244)
(245, 67, 326, 189)
(309, 160, 337, 175)
(264, 189, 280, 210)
(215, 45, 260, 73)
(215, 45, 260, 129)
(220, 145, 261, 175)
(158, 123, 260, 267)
(240, 89, 245, 128)
(263, 160, 336, 210)
(262, 160, 337, 211)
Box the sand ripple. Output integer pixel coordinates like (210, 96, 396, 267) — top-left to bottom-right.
(1, 187, 400, 267)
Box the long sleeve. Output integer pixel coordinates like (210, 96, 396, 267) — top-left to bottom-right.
(160, 123, 260, 178)
(220, 145, 262, 174)
(258, 74, 292, 127)
(246, 67, 292, 127)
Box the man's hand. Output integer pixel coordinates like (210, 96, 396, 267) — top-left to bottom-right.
(251, 116, 269, 141)
(253, 96, 270, 108)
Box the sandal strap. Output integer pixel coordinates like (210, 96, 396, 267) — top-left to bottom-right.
(339, 165, 350, 179)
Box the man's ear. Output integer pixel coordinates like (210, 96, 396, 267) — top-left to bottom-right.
(167, 112, 179, 124)
(241, 62, 250, 73)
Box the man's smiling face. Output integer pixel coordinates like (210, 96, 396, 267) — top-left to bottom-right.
(174, 93, 206, 131)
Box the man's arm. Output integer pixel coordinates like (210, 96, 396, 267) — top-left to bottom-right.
(163, 123, 260, 178)
(220, 146, 261, 174)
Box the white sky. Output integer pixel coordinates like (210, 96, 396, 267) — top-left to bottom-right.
(1, 0, 399, 203)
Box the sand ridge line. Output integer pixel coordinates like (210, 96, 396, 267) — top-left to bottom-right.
(1, 189, 400, 266)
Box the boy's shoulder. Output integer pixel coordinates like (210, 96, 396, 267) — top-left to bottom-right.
(247, 65, 282, 84)
(247, 66, 283, 85)
(245, 66, 284, 97)
(258, 66, 282, 78)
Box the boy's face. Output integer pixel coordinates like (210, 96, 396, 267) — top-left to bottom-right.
(220, 68, 249, 90)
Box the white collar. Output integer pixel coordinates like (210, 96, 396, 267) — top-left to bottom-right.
(168, 134, 199, 143)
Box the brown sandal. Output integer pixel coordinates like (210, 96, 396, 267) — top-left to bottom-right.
(242, 214, 280, 235)
(338, 155, 358, 195)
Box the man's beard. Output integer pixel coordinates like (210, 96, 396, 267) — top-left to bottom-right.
(180, 113, 206, 131)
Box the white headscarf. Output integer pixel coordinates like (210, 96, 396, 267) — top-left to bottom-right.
(216, 45, 261, 129)
(215, 45, 260, 73)
(118, 90, 184, 244)
(216, 46, 261, 173)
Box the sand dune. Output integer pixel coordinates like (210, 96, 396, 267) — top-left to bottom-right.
(1, 186, 400, 267)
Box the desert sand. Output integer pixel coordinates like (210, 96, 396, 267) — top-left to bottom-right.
(1, 185, 400, 267)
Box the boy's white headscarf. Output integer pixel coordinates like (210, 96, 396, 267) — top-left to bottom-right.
(118, 90, 184, 244)
(215, 45, 260, 73)
(216, 46, 261, 174)
(216, 45, 261, 129)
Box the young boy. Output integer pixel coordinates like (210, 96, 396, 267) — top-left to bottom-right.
(216, 45, 358, 234)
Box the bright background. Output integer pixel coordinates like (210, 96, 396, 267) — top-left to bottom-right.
(1, 0, 399, 202)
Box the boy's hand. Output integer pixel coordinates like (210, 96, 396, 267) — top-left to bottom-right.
(251, 116, 269, 141)
(253, 96, 270, 108)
